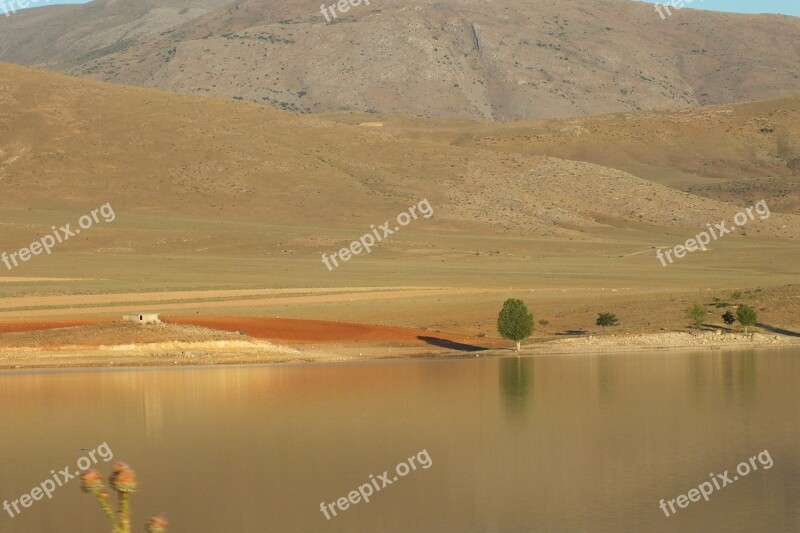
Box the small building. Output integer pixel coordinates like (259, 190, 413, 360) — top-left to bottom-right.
(123, 313, 161, 325)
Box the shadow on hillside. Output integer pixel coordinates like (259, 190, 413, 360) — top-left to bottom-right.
(555, 330, 589, 336)
(417, 336, 488, 352)
(693, 324, 728, 332)
(756, 323, 800, 337)
(703, 324, 736, 333)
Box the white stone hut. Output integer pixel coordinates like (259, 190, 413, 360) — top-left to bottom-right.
(123, 313, 161, 325)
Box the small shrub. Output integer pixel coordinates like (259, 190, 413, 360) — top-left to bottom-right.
(736, 305, 757, 334)
(722, 310, 736, 326)
(596, 313, 619, 328)
(686, 301, 707, 329)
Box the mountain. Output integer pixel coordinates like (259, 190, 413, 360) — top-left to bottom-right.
(1, 0, 799, 121)
(0, 0, 229, 67)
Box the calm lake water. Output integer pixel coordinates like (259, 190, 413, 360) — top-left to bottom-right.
(1, 349, 798, 532)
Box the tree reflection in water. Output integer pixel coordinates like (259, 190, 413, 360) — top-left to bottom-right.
(500, 356, 534, 415)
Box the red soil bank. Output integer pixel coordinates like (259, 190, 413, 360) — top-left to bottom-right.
(166, 316, 491, 347)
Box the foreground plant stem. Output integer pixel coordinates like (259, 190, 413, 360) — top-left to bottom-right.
(94, 492, 120, 531)
(119, 492, 131, 533)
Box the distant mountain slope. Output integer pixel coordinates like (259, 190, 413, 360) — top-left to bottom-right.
(323, 95, 800, 213)
(463, 99, 800, 213)
(0, 0, 230, 67)
(0, 0, 798, 121)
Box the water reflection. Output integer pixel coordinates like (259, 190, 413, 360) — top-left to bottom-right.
(597, 355, 614, 400)
(0, 349, 797, 533)
(738, 351, 757, 402)
(499, 356, 533, 415)
(688, 353, 707, 388)
(719, 351, 758, 403)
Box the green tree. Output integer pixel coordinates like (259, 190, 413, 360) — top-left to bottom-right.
(722, 310, 736, 326)
(686, 301, 707, 329)
(497, 299, 534, 351)
(736, 305, 757, 334)
(596, 312, 619, 328)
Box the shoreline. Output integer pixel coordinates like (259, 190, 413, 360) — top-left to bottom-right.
(1, 331, 797, 371)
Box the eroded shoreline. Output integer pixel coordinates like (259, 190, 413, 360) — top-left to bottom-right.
(1, 326, 797, 371)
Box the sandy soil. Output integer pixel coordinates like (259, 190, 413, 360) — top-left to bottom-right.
(519, 331, 800, 355)
(0, 318, 502, 369)
(0, 287, 505, 320)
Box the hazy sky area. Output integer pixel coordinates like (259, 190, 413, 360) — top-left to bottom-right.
(2, 0, 88, 11)
(5, 0, 800, 16)
(638, 0, 800, 16)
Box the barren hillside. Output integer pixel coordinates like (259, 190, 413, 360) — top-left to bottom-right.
(0, 0, 799, 120)
(1, 61, 798, 245)
(0, 0, 228, 66)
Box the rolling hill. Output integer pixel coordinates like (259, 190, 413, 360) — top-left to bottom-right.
(1, 60, 798, 238)
(1, 60, 799, 336)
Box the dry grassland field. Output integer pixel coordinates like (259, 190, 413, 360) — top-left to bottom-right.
(0, 64, 798, 365)
(0, 0, 799, 532)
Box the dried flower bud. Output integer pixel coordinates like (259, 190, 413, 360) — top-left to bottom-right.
(110, 462, 138, 493)
(146, 516, 169, 533)
(80, 469, 104, 495)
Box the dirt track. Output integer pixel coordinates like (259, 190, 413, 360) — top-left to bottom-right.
(0, 287, 505, 319)
(0, 318, 112, 334)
